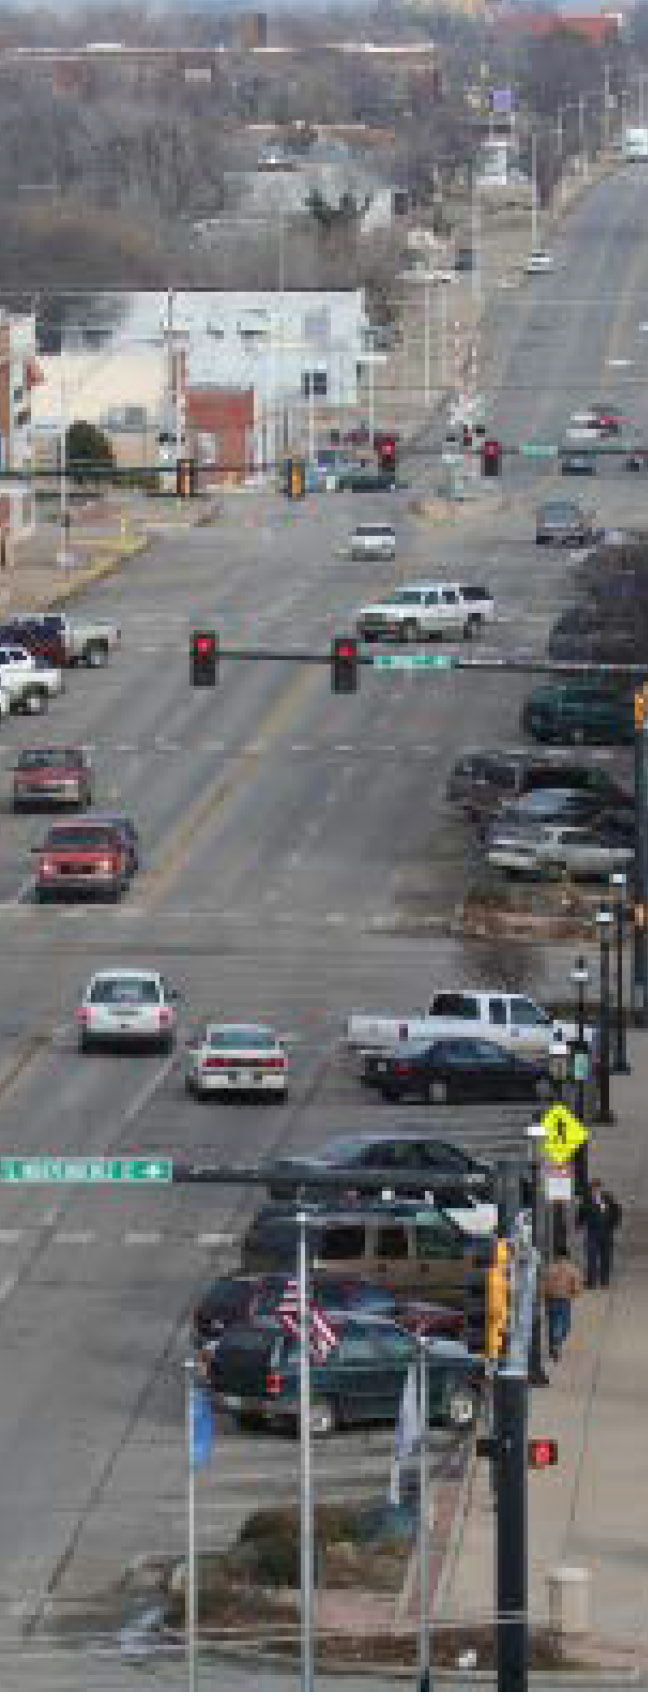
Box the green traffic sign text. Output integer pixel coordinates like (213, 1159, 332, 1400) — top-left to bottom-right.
(0, 1157, 173, 1185)
(371, 653, 456, 671)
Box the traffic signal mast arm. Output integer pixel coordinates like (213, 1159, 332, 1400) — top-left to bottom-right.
(189, 636, 648, 685)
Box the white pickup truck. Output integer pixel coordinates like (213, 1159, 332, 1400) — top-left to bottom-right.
(356, 582, 495, 644)
(346, 989, 587, 1061)
(39, 613, 121, 668)
(0, 645, 64, 714)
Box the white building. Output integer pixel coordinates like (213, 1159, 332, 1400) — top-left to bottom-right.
(0, 310, 37, 538)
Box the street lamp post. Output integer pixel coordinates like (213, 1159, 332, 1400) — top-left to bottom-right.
(527, 1123, 549, 1387)
(611, 871, 630, 1075)
(597, 907, 614, 1125)
(571, 956, 590, 1200)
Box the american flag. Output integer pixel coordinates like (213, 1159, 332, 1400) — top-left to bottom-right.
(276, 1279, 339, 1362)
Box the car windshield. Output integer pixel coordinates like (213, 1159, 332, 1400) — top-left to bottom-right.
(90, 977, 161, 1005)
(390, 590, 424, 606)
(19, 750, 82, 768)
(542, 504, 580, 522)
(46, 828, 117, 848)
(206, 1027, 275, 1049)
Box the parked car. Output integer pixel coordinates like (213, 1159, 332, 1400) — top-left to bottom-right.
(208, 1314, 480, 1436)
(12, 747, 93, 811)
(356, 582, 494, 643)
(446, 749, 631, 823)
(241, 1198, 482, 1307)
(535, 500, 594, 546)
(266, 1132, 494, 1226)
(490, 785, 634, 836)
(559, 445, 597, 475)
(191, 1272, 462, 1353)
(521, 680, 635, 745)
(337, 465, 399, 493)
(548, 605, 637, 663)
(362, 1037, 554, 1105)
(346, 987, 584, 1061)
(34, 820, 135, 902)
(76, 967, 178, 1052)
(487, 817, 634, 880)
(185, 1022, 288, 1100)
(349, 523, 396, 560)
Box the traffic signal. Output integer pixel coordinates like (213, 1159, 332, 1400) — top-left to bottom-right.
(482, 438, 502, 478)
(331, 635, 359, 695)
(284, 457, 306, 499)
(528, 1437, 558, 1470)
(376, 433, 397, 476)
(463, 1239, 509, 1358)
(190, 630, 219, 687)
(487, 1238, 509, 1359)
(177, 458, 197, 498)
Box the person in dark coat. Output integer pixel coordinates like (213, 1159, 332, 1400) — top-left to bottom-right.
(578, 1179, 622, 1288)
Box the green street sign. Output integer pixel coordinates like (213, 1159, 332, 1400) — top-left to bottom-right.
(0, 1156, 173, 1185)
(371, 653, 457, 671)
(520, 443, 558, 458)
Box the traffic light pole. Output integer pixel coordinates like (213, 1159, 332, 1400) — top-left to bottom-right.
(495, 1369, 528, 1693)
(633, 690, 648, 1026)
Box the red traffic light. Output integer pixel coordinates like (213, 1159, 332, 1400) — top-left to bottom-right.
(331, 634, 359, 694)
(528, 1437, 558, 1470)
(484, 438, 501, 458)
(196, 635, 215, 657)
(191, 629, 219, 687)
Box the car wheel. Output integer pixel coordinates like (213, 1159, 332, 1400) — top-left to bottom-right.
(159, 1031, 175, 1055)
(428, 1078, 448, 1105)
(36, 886, 51, 903)
(185, 1074, 199, 1097)
(309, 1398, 336, 1438)
(380, 1085, 401, 1102)
(463, 615, 482, 641)
(446, 1385, 477, 1430)
(402, 621, 419, 644)
(23, 688, 48, 715)
(79, 1030, 91, 1053)
(86, 642, 109, 669)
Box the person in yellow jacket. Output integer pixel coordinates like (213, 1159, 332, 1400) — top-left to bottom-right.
(542, 1249, 583, 1361)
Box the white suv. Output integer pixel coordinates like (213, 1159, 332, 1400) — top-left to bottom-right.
(350, 523, 396, 561)
(356, 582, 495, 643)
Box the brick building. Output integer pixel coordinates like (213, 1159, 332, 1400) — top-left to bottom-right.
(186, 388, 255, 485)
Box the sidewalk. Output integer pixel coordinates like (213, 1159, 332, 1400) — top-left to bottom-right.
(0, 492, 221, 618)
(439, 1029, 648, 1680)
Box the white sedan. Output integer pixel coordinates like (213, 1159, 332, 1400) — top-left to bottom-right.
(185, 1023, 288, 1099)
(525, 250, 554, 274)
(76, 968, 178, 1052)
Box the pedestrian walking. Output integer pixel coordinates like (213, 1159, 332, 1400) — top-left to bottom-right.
(578, 1178, 622, 1289)
(542, 1249, 583, 1361)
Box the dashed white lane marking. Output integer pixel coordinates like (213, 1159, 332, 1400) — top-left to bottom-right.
(53, 1230, 95, 1247)
(196, 1231, 237, 1248)
(0, 1274, 18, 1305)
(0, 1229, 24, 1244)
(124, 1230, 162, 1246)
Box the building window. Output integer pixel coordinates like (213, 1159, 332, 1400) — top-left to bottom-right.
(302, 371, 327, 398)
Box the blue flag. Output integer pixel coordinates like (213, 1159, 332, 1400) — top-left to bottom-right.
(190, 1383, 215, 1470)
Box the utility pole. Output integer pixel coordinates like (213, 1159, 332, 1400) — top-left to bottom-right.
(495, 1369, 528, 1692)
(578, 93, 587, 179)
(633, 688, 648, 1026)
(604, 62, 611, 152)
(530, 131, 538, 251)
(298, 1211, 315, 1692)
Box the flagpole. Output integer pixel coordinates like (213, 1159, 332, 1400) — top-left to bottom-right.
(185, 1358, 196, 1693)
(418, 1339, 432, 1691)
(298, 1209, 314, 1692)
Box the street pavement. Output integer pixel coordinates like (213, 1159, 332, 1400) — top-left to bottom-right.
(0, 167, 647, 1687)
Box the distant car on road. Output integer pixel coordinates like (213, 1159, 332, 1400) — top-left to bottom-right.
(559, 445, 597, 476)
(446, 749, 631, 822)
(535, 500, 594, 546)
(362, 1037, 553, 1106)
(35, 820, 135, 902)
(185, 1022, 288, 1101)
(525, 249, 554, 274)
(337, 465, 399, 493)
(208, 1314, 479, 1436)
(13, 747, 92, 811)
(356, 582, 494, 643)
(349, 522, 396, 560)
(76, 967, 178, 1052)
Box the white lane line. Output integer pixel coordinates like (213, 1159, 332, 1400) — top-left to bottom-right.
(0, 1229, 24, 1244)
(0, 1274, 18, 1305)
(53, 1230, 95, 1247)
(196, 1231, 236, 1247)
(123, 1230, 162, 1246)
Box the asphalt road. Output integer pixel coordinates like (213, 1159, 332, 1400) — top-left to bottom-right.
(0, 167, 648, 1682)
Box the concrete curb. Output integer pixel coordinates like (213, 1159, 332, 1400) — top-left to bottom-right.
(37, 536, 151, 612)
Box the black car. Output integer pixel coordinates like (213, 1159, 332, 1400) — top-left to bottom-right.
(548, 605, 637, 664)
(192, 1272, 462, 1353)
(560, 447, 597, 476)
(207, 1314, 479, 1436)
(489, 785, 634, 837)
(446, 748, 632, 823)
(337, 465, 399, 493)
(364, 1038, 553, 1105)
(268, 1131, 492, 1203)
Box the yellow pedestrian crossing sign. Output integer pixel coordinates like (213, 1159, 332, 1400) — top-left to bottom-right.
(541, 1103, 589, 1165)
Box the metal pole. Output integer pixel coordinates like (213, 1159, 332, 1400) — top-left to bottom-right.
(299, 1211, 314, 1692)
(185, 1360, 196, 1693)
(579, 94, 588, 179)
(59, 355, 68, 569)
(308, 373, 315, 467)
(573, 960, 589, 1201)
(598, 915, 613, 1125)
(604, 62, 611, 152)
(471, 171, 481, 319)
(612, 878, 629, 1073)
(632, 689, 648, 1024)
(418, 1340, 431, 1690)
(528, 1134, 548, 1387)
(424, 278, 430, 409)
(495, 1369, 528, 1692)
(439, 286, 448, 387)
(368, 358, 375, 448)
(531, 132, 538, 251)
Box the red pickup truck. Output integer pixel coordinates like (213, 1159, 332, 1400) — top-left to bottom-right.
(35, 822, 131, 902)
(14, 748, 92, 811)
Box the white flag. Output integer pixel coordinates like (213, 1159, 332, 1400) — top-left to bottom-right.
(389, 1362, 421, 1505)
